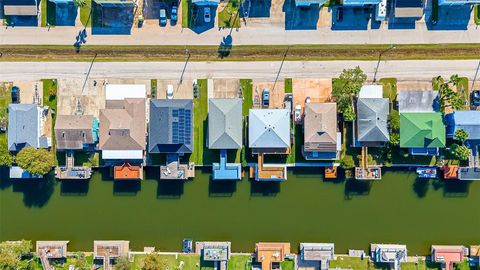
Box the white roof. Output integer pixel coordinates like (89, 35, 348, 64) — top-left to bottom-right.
(359, 85, 383, 98)
(102, 150, 143, 160)
(106, 84, 146, 101)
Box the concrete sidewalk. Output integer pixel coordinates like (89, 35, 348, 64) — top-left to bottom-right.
(1, 19, 479, 46)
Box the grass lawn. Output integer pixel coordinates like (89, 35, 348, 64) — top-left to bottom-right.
(475, 5, 480, 25)
(379, 78, 397, 102)
(74, 152, 100, 167)
(0, 82, 12, 130)
(132, 254, 207, 270)
(284, 78, 293, 93)
(80, 0, 92, 27)
(41, 0, 57, 27)
(189, 79, 215, 165)
(329, 257, 371, 270)
(228, 255, 252, 270)
(218, 0, 240, 28)
(456, 77, 469, 110)
(49, 254, 94, 270)
(151, 79, 157, 99)
(181, 0, 190, 28)
(280, 260, 295, 270)
(42, 79, 58, 162)
(240, 79, 253, 166)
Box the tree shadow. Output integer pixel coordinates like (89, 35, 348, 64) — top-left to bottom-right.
(12, 174, 57, 208)
(218, 34, 233, 59)
(60, 180, 89, 196)
(250, 180, 280, 197)
(344, 179, 371, 200)
(209, 180, 237, 197)
(157, 180, 185, 199)
(413, 178, 430, 198)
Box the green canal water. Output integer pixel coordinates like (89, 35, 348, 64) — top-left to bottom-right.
(1, 168, 479, 255)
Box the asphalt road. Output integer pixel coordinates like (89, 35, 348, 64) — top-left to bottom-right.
(1, 61, 480, 82)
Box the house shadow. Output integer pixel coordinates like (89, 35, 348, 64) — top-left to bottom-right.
(425, 3, 471, 30)
(91, 2, 134, 35)
(143, 0, 161, 19)
(331, 6, 371, 31)
(241, 0, 271, 18)
(442, 180, 470, 197)
(290, 167, 323, 179)
(0, 166, 13, 190)
(413, 177, 430, 198)
(113, 180, 141, 196)
(209, 180, 237, 197)
(157, 180, 185, 199)
(283, 0, 320, 30)
(344, 179, 371, 199)
(12, 174, 57, 208)
(5, 15, 39, 27)
(190, 4, 217, 34)
(250, 180, 281, 197)
(51, 1, 78, 26)
(60, 180, 90, 196)
(387, 16, 417, 29)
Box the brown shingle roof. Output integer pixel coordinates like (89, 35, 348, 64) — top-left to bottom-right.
(99, 98, 146, 151)
(55, 115, 94, 150)
(303, 103, 337, 152)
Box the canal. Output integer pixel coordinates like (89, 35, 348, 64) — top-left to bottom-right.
(1, 168, 479, 255)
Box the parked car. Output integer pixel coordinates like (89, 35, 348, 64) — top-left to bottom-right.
(262, 88, 270, 108)
(167, 84, 174, 99)
(305, 96, 311, 104)
(204, 7, 211, 23)
(294, 105, 302, 123)
(159, 7, 167, 26)
(11, 86, 20, 104)
(472, 90, 480, 107)
(171, 4, 178, 25)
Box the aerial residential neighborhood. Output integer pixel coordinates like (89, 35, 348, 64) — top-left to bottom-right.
(0, 0, 480, 269)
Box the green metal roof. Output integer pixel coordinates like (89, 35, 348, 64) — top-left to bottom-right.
(400, 112, 446, 148)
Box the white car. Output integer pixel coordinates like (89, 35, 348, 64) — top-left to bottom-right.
(167, 84, 174, 99)
(294, 105, 302, 122)
(204, 7, 211, 23)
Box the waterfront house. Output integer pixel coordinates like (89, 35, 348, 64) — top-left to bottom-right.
(400, 112, 446, 156)
(356, 85, 389, 147)
(36, 241, 69, 270)
(248, 109, 290, 181)
(300, 243, 334, 270)
(196, 241, 231, 269)
(149, 99, 195, 180)
(91, 0, 135, 33)
(447, 110, 480, 154)
(94, 240, 129, 270)
(254, 242, 291, 270)
(370, 244, 407, 270)
(431, 245, 468, 270)
(208, 99, 242, 180)
(3, 0, 39, 26)
(54, 115, 98, 180)
(398, 90, 439, 113)
(99, 84, 146, 180)
(303, 103, 341, 160)
(8, 104, 51, 152)
(458, 167, 480, 181)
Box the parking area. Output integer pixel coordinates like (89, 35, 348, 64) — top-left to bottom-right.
(156, 79, 194, 99)
(292, 78, 332, 113)
(12, 80, 43, 105)
(211, 79, 240, 98)
(245, 0, 284, 26)
(252, 81, 285, 109)
(397, 81, 433, 92)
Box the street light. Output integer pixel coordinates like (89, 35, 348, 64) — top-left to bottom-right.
(373, 44, 396, 83)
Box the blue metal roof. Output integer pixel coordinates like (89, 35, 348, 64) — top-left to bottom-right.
(451, 111, 480, 140)
(343, 0, 381, 6)
(439, 0, 480, 5)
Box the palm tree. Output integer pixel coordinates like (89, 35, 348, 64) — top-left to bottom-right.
(450, 74, 460, 86)
(74, 0, 87, 8)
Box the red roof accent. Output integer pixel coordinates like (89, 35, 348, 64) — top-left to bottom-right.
(114, 163, 141, 180)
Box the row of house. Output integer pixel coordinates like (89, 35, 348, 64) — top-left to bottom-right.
(34, 240, 479, 270)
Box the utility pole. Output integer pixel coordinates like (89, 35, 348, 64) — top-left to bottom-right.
(471, 60, 480, 91)
(272, 46, 290, 92)
(179, 48, 191, 85)
(373, 44, 395, 83)
(77, 53, 97, 115)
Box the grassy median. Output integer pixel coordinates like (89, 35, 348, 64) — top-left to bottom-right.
(1, 44, 480, 62)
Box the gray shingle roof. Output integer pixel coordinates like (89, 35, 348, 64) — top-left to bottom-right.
(357, 98, 389, 143)
(208, 99, 242, 150)
(149, 99, 193, 154)
(248, 109, 290, 149)
(55, 115, 94, 150)
(8, 104, 40, 151)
